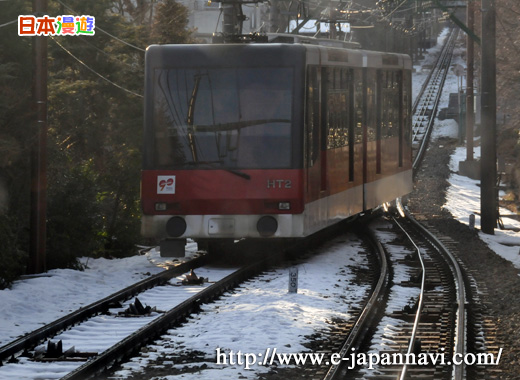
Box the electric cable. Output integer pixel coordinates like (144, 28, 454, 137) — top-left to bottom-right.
(51, 37, 143, 98)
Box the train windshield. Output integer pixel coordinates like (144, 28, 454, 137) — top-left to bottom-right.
(153, 67, 293, 170)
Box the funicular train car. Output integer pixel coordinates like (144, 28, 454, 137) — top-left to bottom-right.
(140, 38, 413, 256)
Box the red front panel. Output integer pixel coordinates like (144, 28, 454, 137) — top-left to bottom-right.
(142, 169, 304, 216)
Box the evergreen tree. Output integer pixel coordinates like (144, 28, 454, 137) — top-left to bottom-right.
(0, 0, 195, 284)
(151, 0, 196, 44)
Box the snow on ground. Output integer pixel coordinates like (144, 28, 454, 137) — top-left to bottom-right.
(0, 242, 199, 347)
(428, 30, 520, 270)
(442, 145, 520, 269)
(113, 235, 371, 379)
(0, 253, 164, 346)
(0, 233, 371, 380)
(0, 263, 237, 380)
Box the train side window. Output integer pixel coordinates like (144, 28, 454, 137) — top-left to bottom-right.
(381, 70, 399, 138)
(326, 68, 349, 149)
(340, 68, 350, 150)
(306, 66, 320, 167)
(402, 70, 412, 148)
(366, 69, 377, 143)
(353, 69, 364, 144)
(397, 70, 404, 167)
(348, 68, 355, 182)
(376, 70, 382, 174)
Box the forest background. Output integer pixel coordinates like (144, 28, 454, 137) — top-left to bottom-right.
(0, 0, 194, 287)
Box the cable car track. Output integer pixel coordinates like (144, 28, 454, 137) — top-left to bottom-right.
(394, 206, 466, 380)
(0, 254, 209, 366)
(60, 257, 275, 380)
(412, 27, 459, 172)
(321, 227, 390, 380)
(322, 210, 467, 380)
(0, 256, 269, 380)
(0, 223, 375, 380)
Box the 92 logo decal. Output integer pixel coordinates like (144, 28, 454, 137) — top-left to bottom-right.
(157, 176, 176, 194)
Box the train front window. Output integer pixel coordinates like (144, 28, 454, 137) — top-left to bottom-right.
(153, 67, 293, 169)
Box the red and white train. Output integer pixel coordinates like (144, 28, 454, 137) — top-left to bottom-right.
(141, 37, 413, 256)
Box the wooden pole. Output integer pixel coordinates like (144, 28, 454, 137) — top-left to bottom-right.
(29, 0, 48, 273)
(466, 0, 474, 161)
(480, 0, 497, 234)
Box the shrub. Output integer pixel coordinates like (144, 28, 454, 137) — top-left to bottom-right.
(0, 214, 27, 289)
(46, 163, 102, 269)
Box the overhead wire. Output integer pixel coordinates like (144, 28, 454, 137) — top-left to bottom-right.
(380, 0, 411, 20)
(51, 37, 143, 98)
(0, 19, 17, 28)
(73, 36, 139, 71)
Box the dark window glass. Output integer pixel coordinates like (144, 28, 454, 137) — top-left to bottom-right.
(325, 68, 350, 149)
(366, 69, 377, 142)
(381, 70, 400, 138)
(353, 70, 364, 144)
(306, 67, 319, 167)
(402, 70, 411, 147)
(153, 68, 293, 169)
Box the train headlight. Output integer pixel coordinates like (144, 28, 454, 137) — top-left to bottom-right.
(278, 202, 291, 210)
(155, 202, 167, 211)
(257, 216, 278, 237)
(166, 216, 187, 237)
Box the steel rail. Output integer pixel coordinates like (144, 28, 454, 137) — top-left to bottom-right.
(392, 216, 426, 380)
(412, 28, 459, 172)
(412, 33, 447, 115)
(411, 29, 453, 116)
(60, 255, 274, 380)
(323, 227, 389, 380)
(412, 28, 456, 165)
(0, 254, 209, 364)
(400, 204, 466, 380)
(412, 27, 456, 136)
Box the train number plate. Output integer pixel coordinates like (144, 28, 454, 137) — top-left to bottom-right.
(208, 218, 235, 235)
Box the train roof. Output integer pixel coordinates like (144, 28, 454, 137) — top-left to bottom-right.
(266, 33, 361, 50)
(145, 41, 412, 71)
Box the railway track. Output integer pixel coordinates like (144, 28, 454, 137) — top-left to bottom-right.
(319, 227, 390, 380)
(302, 208, 465, 380)
(0, 225, 377, 380)
(391, 207, 466, 380)
(0, 253, 208, 358)
(0, 251, 269, 380)
(106, 226, 381, 380)
(412, 27, 459, 171)
(59, 258, 273, 380)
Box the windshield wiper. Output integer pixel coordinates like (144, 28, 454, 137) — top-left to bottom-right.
(225, 169, 251, 180)
(194, 118, 290, 133)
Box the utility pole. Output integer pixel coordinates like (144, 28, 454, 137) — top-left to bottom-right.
(466, 0, 474, 162)
(29, 0, 48, 273)
(480, 0, 497, 234)
(269, 0, 280, 33)
(329, 6, 337, 39)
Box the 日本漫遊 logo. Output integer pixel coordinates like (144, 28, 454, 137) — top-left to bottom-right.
(18, 15, 95, 36)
